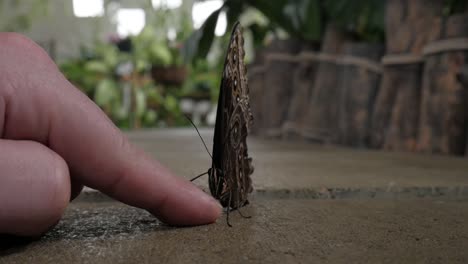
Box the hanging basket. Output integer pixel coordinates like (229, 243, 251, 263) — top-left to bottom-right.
(151, 65, 188, 86)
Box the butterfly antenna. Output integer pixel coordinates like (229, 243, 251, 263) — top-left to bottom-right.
(190, 171, 209, 182)
(184, 114, 213, 159)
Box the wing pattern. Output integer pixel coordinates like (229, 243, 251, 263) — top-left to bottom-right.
(209, 22, 254, 209)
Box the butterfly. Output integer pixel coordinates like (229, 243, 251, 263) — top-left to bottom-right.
(190, 22, 254, 226)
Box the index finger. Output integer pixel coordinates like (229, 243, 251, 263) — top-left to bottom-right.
(0, 33, 221, 225)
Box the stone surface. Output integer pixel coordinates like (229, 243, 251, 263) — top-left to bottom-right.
(1, 198, 468, 263)
(2, 128, 468, 263)
(126, 129, 468, 197)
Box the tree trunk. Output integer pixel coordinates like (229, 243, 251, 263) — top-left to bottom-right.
(248, 64, 265, 136)
(456, 65, 468, 156)
(282, 45, 320, 140)
(261, 39, 303, 138)
(302, 24, 350, 143)
(370, 0, 444, 149)
(385, 0, 444, 54)
(248, 40, 302, 136)
(337, 43, 383, 147)
(418, 14, 468, 155)
(382, 63, 424, 151)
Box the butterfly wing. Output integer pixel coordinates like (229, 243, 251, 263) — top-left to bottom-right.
(209, 22, 254, 209)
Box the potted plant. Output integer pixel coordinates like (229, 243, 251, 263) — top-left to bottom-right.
(150, 41, 188, 86)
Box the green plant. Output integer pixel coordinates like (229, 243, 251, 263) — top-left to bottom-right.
(60, 37, 191, 129)
(183, 0, 323, 62)
(132, 26, 172, 68)
(324, 0, 385, 43)
(139, 2, 192, 67)
(0, 0, 50, 32)
(181, 59, 220, 101)
(443, 0, 468, 16)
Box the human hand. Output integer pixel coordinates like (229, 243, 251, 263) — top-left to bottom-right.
(0, 33, 221, 236)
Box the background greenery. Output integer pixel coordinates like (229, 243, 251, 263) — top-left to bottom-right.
(2, 0, 467, 129)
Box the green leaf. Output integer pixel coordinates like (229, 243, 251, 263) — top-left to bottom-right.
(114, 106, 129, 121)
(147, 88, 163, 105)
(149, 42, 172, 66)
(135, 89, 147, 118)
(182, 7, 222, 62)
(143, 110, 158, 126)
(445, 0, 468, 15)
(94, 79, 119, 107)
(196, 8, 221, 57)
(300, 0, 322, 41)
(164, 95, 178, 112)
(135, 59, 149, 72)
(85, 60, 110, 74)
(248, 23, 270, 47)
(225, 0, 246, 29)
(324, 0, 384, 42)
(247, 0, 296, 34)
(283, 2, 301, 32)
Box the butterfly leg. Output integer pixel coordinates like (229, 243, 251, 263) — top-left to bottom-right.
(235, 195, 251, 219)
(226, 191, 233, 227)
(236, 207, 252, 219)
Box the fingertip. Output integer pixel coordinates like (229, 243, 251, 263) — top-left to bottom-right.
(150, 182, 223, 226)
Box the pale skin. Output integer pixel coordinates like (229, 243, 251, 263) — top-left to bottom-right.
(0, 33, 221, 237)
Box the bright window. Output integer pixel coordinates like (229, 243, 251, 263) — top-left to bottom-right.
(152, 0, 182, 9)
(215, 12, 227, 37)
(192, 0, 226, 36)
(73, 0, 104, 17)
(116, 9, 146, 37)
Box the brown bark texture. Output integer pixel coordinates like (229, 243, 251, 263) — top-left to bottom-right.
(383, 64, 424, 151)
(302, 24, 350, 143)
(282, 46, 319, 140)
(337, 43, 383, 147)
(247, 66, 265, 135)
(418, 14, 468, 155)
(261, 39, 303, 138)
(370, 0, 443, 149)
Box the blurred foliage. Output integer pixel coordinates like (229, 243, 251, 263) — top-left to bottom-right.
(185, 0, 388, 62)
(54, 0, 468, 130)
(444, 0, 468, 16)
(323, 0, 385, 43)
(60, 20, 221, 129)
(58, 2, 225, 129)
(181, 59, 221, 102)
(184, 0, 323, 62)
(0, 0, 50, 32)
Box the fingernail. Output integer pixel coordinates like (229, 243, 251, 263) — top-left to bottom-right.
(205, 194, 222, 209)
(193, 187, 218, 205)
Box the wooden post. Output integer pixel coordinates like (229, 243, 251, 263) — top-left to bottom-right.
(302, 24, 350, 143)
(370, 0, 444, 149)
(261, 39, 302, 138)
(382, 62, 424, 151)
(456, 65, 468, 156)
(248, 64, 265, 136)
(282, 44, 320, 140)
(337, 42, 383, 147)
(418, 14, 468, 155)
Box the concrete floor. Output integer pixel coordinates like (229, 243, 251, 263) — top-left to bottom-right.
(1, 129, 468, 263)
(2, 199, 468, 263)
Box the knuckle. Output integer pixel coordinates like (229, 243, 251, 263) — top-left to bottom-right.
(0, 32, 53, 64)
(1, 33, 37, 52)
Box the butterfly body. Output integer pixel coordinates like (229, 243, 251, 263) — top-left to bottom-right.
(209, 22, 254, 210)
